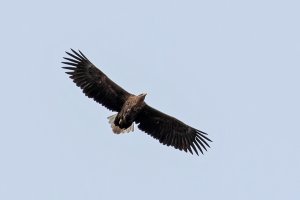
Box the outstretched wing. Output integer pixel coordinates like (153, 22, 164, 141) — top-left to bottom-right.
(136, 104, 212, 155)
(62, 49, 132, 112)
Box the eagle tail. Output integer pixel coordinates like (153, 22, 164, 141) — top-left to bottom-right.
(107, 114, 134, 134)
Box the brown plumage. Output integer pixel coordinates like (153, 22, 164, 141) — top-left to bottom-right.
(62, 49, 212, 155)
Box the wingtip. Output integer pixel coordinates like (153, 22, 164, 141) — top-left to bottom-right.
(198, 129, 208, 135)
(190, 143, 199, 155)
(65, 50, 71, 55)
(78, 49, 88, 60)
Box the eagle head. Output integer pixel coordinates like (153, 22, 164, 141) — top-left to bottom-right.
(138, 93, 147, 101)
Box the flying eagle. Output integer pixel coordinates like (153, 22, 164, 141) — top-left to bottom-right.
(62, 49, 212, 155)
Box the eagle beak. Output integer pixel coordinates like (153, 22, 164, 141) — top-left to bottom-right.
(139, 93, 147, 100)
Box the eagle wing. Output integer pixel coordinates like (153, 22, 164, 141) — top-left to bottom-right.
(136, 104, 212, 155)
(62, 49, 132, 112)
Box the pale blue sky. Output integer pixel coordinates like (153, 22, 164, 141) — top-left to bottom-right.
(0, 0, 299, 199)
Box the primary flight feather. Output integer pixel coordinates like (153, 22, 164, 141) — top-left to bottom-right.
(62, 49, 212, 155)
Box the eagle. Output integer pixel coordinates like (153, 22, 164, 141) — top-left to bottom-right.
(62, 49, 212, 155)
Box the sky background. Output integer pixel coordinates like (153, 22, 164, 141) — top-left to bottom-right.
(0, 0, 299, 199)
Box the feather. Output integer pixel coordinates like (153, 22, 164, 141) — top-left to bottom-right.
(62, 49, 132, 111)
(136, 104, 211, 155)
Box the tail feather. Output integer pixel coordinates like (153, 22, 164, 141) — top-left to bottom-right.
(107, 114, 134, 134)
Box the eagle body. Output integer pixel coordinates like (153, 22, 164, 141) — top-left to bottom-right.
(114, 94, 146, 130)
(62, 49, 212, 155)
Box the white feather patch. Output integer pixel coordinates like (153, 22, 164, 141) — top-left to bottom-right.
(107, 114, 134, 134)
